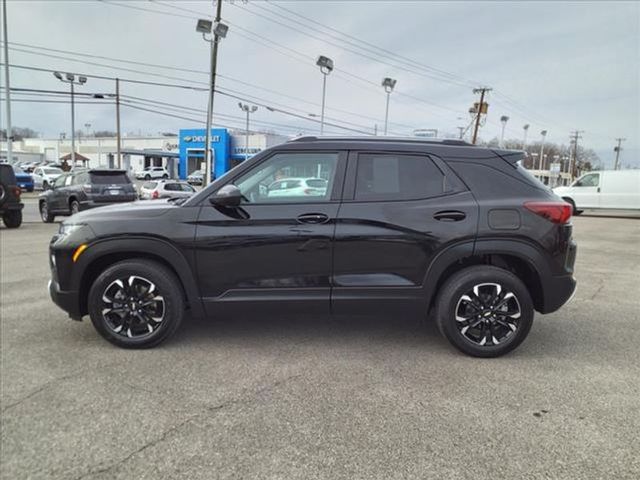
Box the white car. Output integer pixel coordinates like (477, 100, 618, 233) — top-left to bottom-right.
(554, 170, 640, 213)
(139, 180, 196, 200)
(32, 166, 64, 190)
(135, 166, 170, 180)
(266, 177, 328, 198)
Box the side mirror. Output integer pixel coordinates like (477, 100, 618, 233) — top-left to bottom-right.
(209, 184, 242, 207)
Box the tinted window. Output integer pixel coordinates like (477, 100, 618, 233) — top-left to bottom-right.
(180, 183, 195, 192)
(233, 152, 338, 203)
(90, 172, 130, 184)
(73, 172, 89, 185)
(164, 183, 180, 191)
(354, 154, 444, 201)
(143, 181, 158, 189)
(306, 179, 327, 188)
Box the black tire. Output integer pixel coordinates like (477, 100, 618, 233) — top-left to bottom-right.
(27, 187, 34, 193)
(0, 182, 7, 207)
(435, 266, 534, 358)
(144, 174, 151, 180)
(70, 199, 80, 215)
(563, 197, 582, 216)
(88, 259, 184, 348)
(162, 174, 168, 179)
(39, 201, 55, 223)
(2, 210, 22, 228)
(42, 181, 49, 190)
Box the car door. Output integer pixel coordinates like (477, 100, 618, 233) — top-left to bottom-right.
(194, 150, 346, 316)
(49, 174, 70, 212)
(569, 172, 600, 208)
(332, 151, 478, 314)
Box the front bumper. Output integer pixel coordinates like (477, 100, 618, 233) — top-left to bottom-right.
(48, 279, 83, 321)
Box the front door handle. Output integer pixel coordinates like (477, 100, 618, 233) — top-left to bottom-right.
(297, 213, 330, 224)
(433, 210, 466, 222)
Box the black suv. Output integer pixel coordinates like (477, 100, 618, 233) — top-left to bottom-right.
(39, 169, 137, 222)
(48, 137, 577, 357)
(0, 163, 24, 228)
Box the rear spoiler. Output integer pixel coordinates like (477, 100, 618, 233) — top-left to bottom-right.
(491, 149, 525, 166)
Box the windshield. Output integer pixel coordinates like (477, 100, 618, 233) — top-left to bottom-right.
(44, 168, 62, 174)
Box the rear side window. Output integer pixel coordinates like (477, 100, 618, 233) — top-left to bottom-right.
(354, 153, 445, 201)
(164, 183, 180, 191)
(306, 179, 327, 188)
(90, 172, 130, 184)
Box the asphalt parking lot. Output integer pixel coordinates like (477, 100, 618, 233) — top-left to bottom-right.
(1, 206, 639, 479)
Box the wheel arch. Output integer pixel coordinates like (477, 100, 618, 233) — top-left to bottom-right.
(75, 237, 203, 319)
(425, 239, 549, 313)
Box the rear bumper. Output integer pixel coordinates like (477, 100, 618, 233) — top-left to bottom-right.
(540, 274, 577, 314)
(48, 279, 83, 320)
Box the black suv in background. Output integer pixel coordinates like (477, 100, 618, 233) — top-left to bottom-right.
(48, 137, 577, 357)
(0, 163, 24, 228)
(39, 169, 137, 222)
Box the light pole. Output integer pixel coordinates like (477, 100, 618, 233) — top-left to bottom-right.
(84, 123, 91, 138)
(238, 102, 258, 161)
(538, 130, 548, 178)
(2, 0, 13, 164)
(499, 115, 509, 148)
(316, 55, 334, 135)
(382, 77, 397, 136)
(196, 7, 228, 186)
(53, 71, 87, 165)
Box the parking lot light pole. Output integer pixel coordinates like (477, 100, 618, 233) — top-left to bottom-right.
(238, 103, 258, 161)
(499, 115, 509, 148)
(316, 56, 334, 135)
(382, 77, 397, 136)
(53, 72, 87, 165)
(538, 130, 548, 177)
(196, 3, 228, 186)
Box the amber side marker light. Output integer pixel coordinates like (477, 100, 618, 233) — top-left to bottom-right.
(72, 244, 88, 262)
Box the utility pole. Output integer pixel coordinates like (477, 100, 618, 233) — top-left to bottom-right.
(613, 137, 626, 170)
(471, 87, 492, 145)
(569, 130, 584, 181)
(116, 78, 121, 168)
(2, 0, 13, 164)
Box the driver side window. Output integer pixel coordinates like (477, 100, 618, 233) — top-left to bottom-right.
(576, 173, 599, 187)
(233, 152, 338, 204)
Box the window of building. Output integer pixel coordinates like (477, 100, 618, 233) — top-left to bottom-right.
(354, 153, 445, 201)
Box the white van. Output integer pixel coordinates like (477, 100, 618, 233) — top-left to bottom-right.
(553, 170, 640, 213)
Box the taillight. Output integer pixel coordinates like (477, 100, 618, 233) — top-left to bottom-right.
(524, 201, 572, 224)
(12, 187, 21, 198)
(152, 190, 159, 199)
(82, 184, 92, 194)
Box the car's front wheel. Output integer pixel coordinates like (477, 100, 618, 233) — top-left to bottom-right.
(435, 266, 534, 357)
(40, 201, 55, 223)
(88, 259, 184, 348)
(70, 199, 80, 215)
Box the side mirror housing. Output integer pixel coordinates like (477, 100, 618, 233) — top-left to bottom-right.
(209, 184, 242, 207)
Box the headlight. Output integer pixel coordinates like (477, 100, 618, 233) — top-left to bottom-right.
(58, 223, 86, 236)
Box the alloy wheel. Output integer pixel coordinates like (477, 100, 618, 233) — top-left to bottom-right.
(101, 275, 165, 339)
(455, 282, 521, 347)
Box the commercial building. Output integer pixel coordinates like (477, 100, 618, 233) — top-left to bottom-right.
(2, 129, 289, 178)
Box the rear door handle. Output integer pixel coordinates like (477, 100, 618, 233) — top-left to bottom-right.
(433, 210, 466, 222)
(297, 213, 330, 224)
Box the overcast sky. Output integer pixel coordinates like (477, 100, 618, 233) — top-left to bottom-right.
(2, 0, 639, 167)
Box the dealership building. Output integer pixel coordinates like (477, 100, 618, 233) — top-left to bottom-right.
(3, 129, 289, 179)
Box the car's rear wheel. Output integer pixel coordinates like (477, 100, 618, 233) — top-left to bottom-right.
(88, 259, 184, 348)
(435, 266, 534, 357)
(2, 210, 22, 228)
(70, 199, 80, 215)
(162, 174, 168, 179)
(39, 201, 55, 223)
(144, 174, 151, 180)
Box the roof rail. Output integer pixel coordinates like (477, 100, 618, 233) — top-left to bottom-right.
(288, 136, 473, 147)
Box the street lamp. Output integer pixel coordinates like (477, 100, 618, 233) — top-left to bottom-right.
(238, 102, 258, 161)
(316, 55, 334, 135)
(197, 12, 229, 186)
(499, 115, 509, 148)
(382, 77, 397, 136)
(538, 130, 548, 177)
(53, 71, 87, 165)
